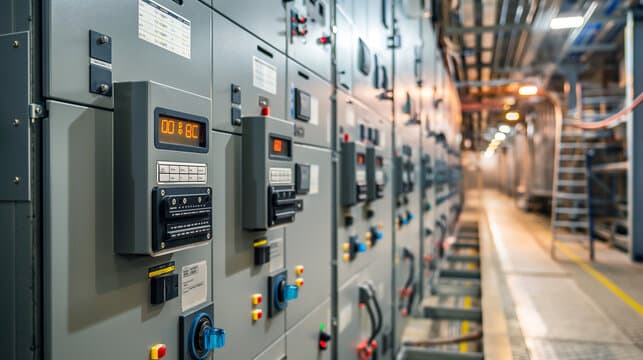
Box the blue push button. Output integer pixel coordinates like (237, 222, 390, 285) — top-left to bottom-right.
(204, 327, 226, 350)
(376, 231, 383, 240)
(284, 284, 299, 301)
(357, 243, 367, 253)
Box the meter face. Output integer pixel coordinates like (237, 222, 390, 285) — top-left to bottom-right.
(155, 108, 208, 152)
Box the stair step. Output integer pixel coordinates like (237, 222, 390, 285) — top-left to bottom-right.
(554, 233, 590, 242)
(555, 193, 587, 200)
(555, 207, 589, 214)
(558, 180, 587, 187)
(559, 155, 586, 161)
(559, 167, 586, 174)
(560, 143, 584, 149)
(554, 220, 589, 228)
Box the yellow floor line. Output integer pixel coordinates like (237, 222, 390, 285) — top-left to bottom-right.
(557, 242, 643, 317)
(459, 260, 477, 352)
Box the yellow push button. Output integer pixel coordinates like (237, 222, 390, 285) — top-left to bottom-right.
(295, 265, 305, 276)
(252, 309, 263, 321)
(150, 344, 167, 360)
(251, 293, 263, 305)
(343, 243, 350, 251)
(295, 278, 304, 287)
(343, 253, 350, 262)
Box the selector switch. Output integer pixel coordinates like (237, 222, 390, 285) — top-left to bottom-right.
(344, 235, 367, 262)
(179, 303, 225, 360)
(268, 270, 299, 317)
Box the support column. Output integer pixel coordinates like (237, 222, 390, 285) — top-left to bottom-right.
(626, 6, 643, 261)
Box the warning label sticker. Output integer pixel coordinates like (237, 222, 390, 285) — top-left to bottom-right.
(139, 0, 191, 59)
(181, 261, 207, 311)
(253, 57, 278, 95)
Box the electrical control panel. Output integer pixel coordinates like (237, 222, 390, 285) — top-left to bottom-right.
(114, 81, 213, 256)
(242, 116, 297, 231)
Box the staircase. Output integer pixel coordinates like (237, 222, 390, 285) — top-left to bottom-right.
(551, 119, 591, 259)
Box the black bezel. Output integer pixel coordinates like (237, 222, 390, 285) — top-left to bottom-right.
(268, 133, 293, 161)
(154, 107, 209, 153)
(294, 88, 311, 122)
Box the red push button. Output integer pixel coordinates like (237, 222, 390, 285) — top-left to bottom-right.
(150, 344, 167, 360)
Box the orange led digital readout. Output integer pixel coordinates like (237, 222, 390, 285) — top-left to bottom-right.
(357, 153, 365, 165)
(158, 115, 204, 148)
(273, 138, 283, 153)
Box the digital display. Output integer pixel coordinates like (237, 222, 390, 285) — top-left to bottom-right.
(270, 136, 291, 158)
(357, 153, 366, 165)
(158, 115, 206, 148)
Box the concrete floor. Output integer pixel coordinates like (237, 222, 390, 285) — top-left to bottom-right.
(480, 190, 643, 359)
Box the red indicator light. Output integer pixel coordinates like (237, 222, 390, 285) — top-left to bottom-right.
(319, 340, 327, 349)
(343, 133, 350, 142)
(261, 106, 270, 116)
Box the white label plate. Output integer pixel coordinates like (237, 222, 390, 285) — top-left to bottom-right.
(138, 0, 191, 59)
(310, 96, 319, 126)
(253, 56, 277, 95)
(309, 164, 320, 194)
(181, 261, 207, 311)
(269, 238, 285, 273)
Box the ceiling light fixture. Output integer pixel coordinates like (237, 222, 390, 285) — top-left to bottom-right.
(518, 85, 539, 96)
(499, 124, 511, 133)
(550, 16, 584, 30)
(505, 111, 520, 121)
(494, 132, 506, 141)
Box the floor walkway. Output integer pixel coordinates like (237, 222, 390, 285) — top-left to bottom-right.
(480, 190, 643, 359)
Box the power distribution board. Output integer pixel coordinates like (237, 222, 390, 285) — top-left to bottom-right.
(0, 0, 463, 360)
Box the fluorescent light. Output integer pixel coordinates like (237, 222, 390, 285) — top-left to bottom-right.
(550, 16, 584, 29)
(518, 85, 538, 96)
(505, 111, 520, 121)
(499, 125, 511, 133)
(494, 132, 506, 141)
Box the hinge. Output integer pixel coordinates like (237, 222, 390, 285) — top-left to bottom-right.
(29, 103, 46, 122)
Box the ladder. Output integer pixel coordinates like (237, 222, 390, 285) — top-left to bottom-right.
(551, 115, 592, 259)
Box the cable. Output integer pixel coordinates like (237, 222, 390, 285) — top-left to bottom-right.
(571, 92, 643, 130)
(366, 283, 383, 341)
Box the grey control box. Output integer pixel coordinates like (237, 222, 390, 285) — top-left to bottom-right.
(341, 141, 368, 207)
(242, 116, 297, 230)
(366, 147, 386, 201)
(114, 81, 213, 256)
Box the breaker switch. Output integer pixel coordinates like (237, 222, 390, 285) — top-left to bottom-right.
(150, 344, 167, 360)
(318, 328, 332, 350)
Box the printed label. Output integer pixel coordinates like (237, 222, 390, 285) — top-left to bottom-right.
(356, 170, 366, 184)
(269, 238, 285, 273)
(138, 0, 191, 59)
(310, 96, 320, 125)
(181, 261, 207, 311)
(309, 164, 320, 194)
(345, 107, 355, 126)
(253, 57, 278, 95)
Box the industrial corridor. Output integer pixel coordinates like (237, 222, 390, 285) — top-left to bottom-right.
(3, 0, 643, 360)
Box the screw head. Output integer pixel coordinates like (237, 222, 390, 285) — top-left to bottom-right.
(160, 242, 166, 249)
(160, 189, 166, 196)
(12, 119, 20, 127)
(13, 176, 20, 184)
(98, 35, 109, 44)
(98, 83, 110, 93)
(206, 188, 211, 195)
(12, 40, 19, 48)
(206, 233, 211, 240)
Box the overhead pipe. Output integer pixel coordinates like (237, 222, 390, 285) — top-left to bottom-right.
(511, 0, 540, 67)
(502, 0, 527, 69)
(491, 0, 511, 72)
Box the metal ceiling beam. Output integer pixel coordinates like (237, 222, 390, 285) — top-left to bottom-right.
(445, 23, 530, 35)
(569, 43, 618, 52)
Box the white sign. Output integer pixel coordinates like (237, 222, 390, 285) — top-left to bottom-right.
(138, 0, 191, 59)
(253, 57, 278, 95)
(181, 261, 207, 311)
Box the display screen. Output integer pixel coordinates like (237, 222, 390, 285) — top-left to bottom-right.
(158, 115, 206, 148)
(357, 153, 366, 165)
(269, 136, 291, 158)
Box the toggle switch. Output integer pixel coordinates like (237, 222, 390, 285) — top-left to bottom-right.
(150, 344, 167, 360)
